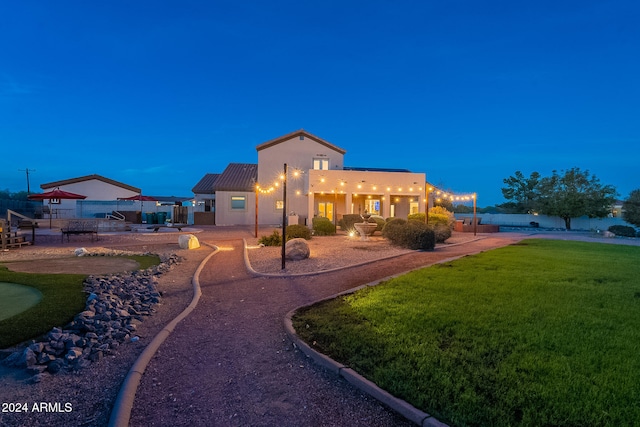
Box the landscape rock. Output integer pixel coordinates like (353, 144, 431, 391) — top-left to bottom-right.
(2, 252, 183, 376)
(178, 234, 200, 249)
(74, 247, 90, 256)
(285, 238, 310, 261)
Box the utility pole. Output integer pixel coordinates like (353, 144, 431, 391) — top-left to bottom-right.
(19, 168, 35, 194)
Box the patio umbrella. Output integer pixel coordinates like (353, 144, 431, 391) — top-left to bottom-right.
(117, 194, 157, 201)
(28, 187, 87, 228)
(118, 194, 157, 213)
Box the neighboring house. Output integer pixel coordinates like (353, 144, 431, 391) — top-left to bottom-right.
(192, 173, 220, 212)
(38, 174, 140, 218)
(195, 129, 427, 226)
(211, 163, 258, 226)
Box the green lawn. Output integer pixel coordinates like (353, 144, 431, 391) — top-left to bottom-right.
(293, 239, 640, 427)
(0, 254, 161, 349)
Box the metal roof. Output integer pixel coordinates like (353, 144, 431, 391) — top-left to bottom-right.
(192, 173, 220, 194)
(213, 163, 258, 192)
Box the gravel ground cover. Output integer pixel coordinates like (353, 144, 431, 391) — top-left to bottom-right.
(0, 226, 515, 426)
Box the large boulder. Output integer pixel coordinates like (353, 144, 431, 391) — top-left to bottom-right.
(285, 238, 310, 261)
(178, 234, 200, 249)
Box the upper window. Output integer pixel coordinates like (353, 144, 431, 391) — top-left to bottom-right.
(230, 196, 246, 210)
(313, 158, 329, 170)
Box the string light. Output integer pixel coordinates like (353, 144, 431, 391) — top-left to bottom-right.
(426, 184, 476, 202)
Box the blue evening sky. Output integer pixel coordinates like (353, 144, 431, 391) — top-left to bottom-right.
(1, 1, 638, 206)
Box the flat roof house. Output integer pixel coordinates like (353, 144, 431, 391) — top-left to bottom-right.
(196, 130, 427, 227)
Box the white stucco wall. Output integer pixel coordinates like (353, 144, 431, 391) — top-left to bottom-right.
(41, 179, 139, 219)
(307, 169, 426, 220)
(256, 135, 345, 226)
(214, 190, 256, 226)
(257, 135, 344, 188)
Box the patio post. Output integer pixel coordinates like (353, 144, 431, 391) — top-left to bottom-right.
(281, 163, 287, 270)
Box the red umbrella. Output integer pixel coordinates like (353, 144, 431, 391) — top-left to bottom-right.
(28, 188, 87, 201)
(117, 194, 157, 201)
(28, 187, 87, 227)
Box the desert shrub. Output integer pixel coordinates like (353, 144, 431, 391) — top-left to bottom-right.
(430, 206, 456, 227)
(408, 213, 426, 223)
(427, 213, 451, 227)
(429, 223, 452, 243)
(258, 230, 281, 246)
(382, 218, 435, 250)
(405, 220, 436, 250)
(339, 214, 365, 232)
(608, 225, 637, 237)
(312, 216, 336, 236)
(287, 224, 312, 240)
(370, 215, 386, 232)
(382, 218, 407, 244)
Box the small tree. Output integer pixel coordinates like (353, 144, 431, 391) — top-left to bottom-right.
(537, 168, 617, 230)
(622, 189, 640, 227)
(501, 171, 541, 213)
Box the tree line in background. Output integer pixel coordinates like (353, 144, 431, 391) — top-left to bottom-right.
(496, 167, 639, 230)
(442, 167, 639, 231)
(0, 189, 30, 200)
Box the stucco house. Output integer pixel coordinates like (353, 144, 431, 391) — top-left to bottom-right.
(37, 174, 141, 218)
(195, 129, 427, 226)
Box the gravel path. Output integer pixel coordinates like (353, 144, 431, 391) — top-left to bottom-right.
(128, 234, 527, 427)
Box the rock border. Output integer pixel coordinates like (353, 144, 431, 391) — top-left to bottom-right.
(2, 251, 182, 383)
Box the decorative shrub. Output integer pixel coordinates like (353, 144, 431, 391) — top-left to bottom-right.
(370, 215, 386, 232)
(429, 205, 456, 227)
(381, 218, 407, 244)
(608, 225, 637, 237)
(429, 223, 452, 243)
(382, 218, 435, 250)
(258, 230, 281, 246)
(407, 213, 426, 223)
(404, 220, 436, 250)
(312, 216, 336, 236)
(339, 214, 365, 232)
(287, 224, 312, 240)
(426, 213, 451, 227)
